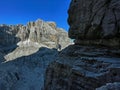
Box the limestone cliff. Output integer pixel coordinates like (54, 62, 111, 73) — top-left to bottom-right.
(0, 19, 70, 50)
(0, 19, 70, 90)
(0, 19, 70, 61)
(0, 47, 58, 90)
(44, 45, 120, 90)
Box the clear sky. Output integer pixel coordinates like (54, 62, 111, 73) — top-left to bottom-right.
(0, 0, 71, 31)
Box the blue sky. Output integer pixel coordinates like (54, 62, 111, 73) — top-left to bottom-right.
(0, 0, 70, 31)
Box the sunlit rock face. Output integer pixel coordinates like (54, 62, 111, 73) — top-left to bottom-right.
(0, 19, 70, 50)
(44, 0, 120, 90)
(68, 0, 120, 47)
(0, 19, 70, 90)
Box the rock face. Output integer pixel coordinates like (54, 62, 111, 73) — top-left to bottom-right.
(44, 0, 120, 90)
(68, 0, 120, 47)
(0, 19, 70, 61)
(0, 19, 70, 90)
(0, 47, 58, 90)
(0, 19, 70, 50)
(44, 45, 120, 90)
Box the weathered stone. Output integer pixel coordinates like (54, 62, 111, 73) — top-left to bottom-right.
(44, 1, 120, 89)
(44, 45, 120, 90)
(68, 0, 120, 47)
(0, 19, 70, 50)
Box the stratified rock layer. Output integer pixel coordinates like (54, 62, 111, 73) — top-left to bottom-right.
(0, 47, 58, 90)
(96, 82, 120, 90)
(68, 0, 120, 47)
(44, 45, 120, 90)
(0, 19, 70, 90)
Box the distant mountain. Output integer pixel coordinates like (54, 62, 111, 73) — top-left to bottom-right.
(0, 19, 70, 61)
(0, 19, 70, 50)
(0, 19, 70, 90)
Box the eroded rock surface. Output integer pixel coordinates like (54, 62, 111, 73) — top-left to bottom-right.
(44, 45, 120, 90)
(0, 19, 70, 50)
(68, 0, 120, 47)
(0, 19, 70, 61)
(44, 0, 120, 90)
(0, 19, 70, 90)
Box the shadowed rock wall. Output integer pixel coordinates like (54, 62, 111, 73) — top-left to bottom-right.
(68, 0, 120, 47)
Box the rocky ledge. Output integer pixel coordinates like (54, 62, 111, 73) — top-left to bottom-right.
(0, 19, 70, 61)
(44, 45, 120, 90)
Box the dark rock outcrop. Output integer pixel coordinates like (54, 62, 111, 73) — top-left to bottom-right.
(0, 47, 58, 90)
(44, 45, 120, 90)
(0, 19, 70, 89)
(0, 19, 70, 61)
(68, 0, 120, 47)
(44, 0, 120, 90)
(96, 82, 120, 90)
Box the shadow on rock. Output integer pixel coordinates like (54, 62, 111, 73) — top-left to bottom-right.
(0, 25, 21, 63)
(0, 47, 58, 90)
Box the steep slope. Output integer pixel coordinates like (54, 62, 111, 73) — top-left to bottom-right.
(44, 0, 120, 90)
(0, 19, 70, 90)
(96, 82, 120, 90)
(0, 47, 58, 90)
(0, 19, 70, 61)
(45, 45, 120, 90)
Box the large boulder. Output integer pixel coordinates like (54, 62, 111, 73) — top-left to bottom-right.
(96, 82, 120, 90)
(68, 0, 120, 47)
(0, 19, 70, 89)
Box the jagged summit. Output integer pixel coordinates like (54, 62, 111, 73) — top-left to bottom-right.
(0, 19, 70, 90)
(0, 19, 70, 49)
(0, 19, 70, 61)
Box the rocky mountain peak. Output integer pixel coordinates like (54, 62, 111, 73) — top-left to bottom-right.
(0, 1, 120, 90)
(0, 19, 70, 90)
(0, 19, 70, 49)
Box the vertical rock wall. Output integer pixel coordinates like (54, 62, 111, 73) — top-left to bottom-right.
(68, 0, 120, 47)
